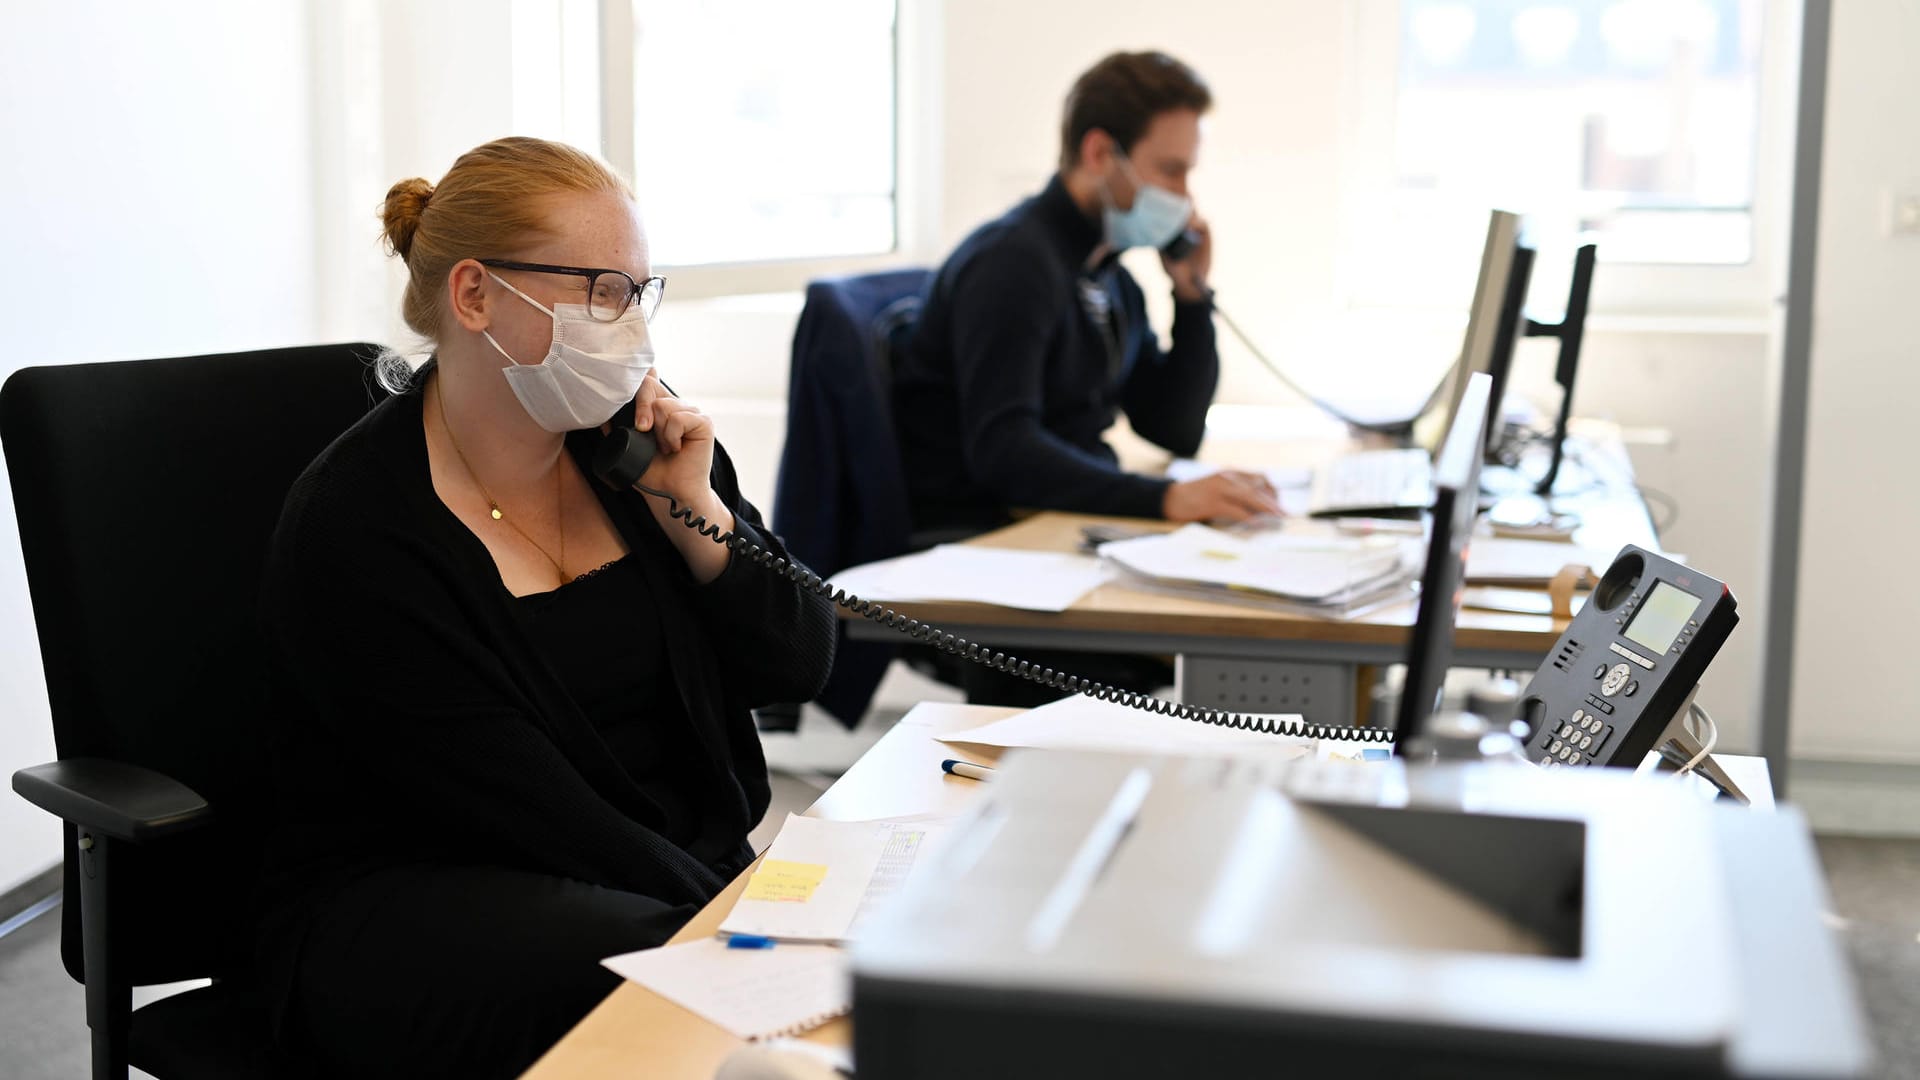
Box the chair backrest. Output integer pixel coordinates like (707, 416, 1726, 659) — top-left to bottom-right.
(772, 270, 932, 727)
(773, 269, 932, 569)
(1, 343, 386, 984)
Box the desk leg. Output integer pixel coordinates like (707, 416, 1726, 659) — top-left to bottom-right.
(1355, 664, 1383, 728)
(1174, 655, 1356, 731)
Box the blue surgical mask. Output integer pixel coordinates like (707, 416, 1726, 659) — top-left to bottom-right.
(1101, 155, 1193, 251)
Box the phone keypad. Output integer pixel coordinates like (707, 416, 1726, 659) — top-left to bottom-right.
(1538, 708, 1615, 768)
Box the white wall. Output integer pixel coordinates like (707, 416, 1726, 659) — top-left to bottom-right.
(1790, 0, 1920, 765)
(0, 2, 322, 895)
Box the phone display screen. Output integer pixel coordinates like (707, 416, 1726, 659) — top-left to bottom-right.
(1623, 581, 1699, 655)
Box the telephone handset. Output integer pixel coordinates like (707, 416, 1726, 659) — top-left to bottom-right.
(591, 400, 655, 490)
(586, 409, 1390, 744)
(1518, 545, 1746, 799)
(1161, 228, 1202, 263)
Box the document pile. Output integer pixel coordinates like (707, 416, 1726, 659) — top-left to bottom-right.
(601, 814, 953, 1042)
(1096, 523, 1419, 615)
(826, 545, 1112, 612)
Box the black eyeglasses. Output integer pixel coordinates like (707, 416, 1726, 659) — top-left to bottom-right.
(479, 259, 666, 322)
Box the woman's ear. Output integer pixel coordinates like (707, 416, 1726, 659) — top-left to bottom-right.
(447, 258, 491, 332)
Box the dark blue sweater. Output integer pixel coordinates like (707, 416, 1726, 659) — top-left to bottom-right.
(893, 174, 1219, 532)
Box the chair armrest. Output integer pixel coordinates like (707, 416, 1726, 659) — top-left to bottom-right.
(12, 759, 212, 842)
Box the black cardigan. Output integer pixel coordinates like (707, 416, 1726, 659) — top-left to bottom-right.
(257, 377, 837, 915)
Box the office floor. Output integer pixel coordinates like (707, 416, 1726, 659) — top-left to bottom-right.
(2, 707, 1915, 1080)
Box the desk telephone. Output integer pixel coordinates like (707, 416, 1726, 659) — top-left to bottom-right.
(1518, 544, 1746, 799)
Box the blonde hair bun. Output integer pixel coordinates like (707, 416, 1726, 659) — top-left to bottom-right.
(380, 177, 435, 262)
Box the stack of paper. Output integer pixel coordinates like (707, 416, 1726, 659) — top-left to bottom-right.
(1466, 537, 1682, 586)
(937, 693, 1313, 760)
(827, 545, 1112, 612)
(1097, 524, 1418, 613)
(601, 812, 957, 1043)
(718, 815, 953, 944)
(601, 938, 848, 1041)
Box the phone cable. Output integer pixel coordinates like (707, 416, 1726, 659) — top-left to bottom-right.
(1209, 294, 1416, 438)
(636, 480, 1393, 744)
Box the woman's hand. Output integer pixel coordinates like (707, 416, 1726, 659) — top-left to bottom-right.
(628, 370, 735, 583)
(632, 370, 715, 503)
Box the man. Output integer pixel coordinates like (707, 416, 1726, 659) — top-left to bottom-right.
(893, 51, 1278, 707)
(894, 50, 1279, 538)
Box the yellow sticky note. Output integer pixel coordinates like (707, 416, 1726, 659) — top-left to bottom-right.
(743, 859, 828, 903)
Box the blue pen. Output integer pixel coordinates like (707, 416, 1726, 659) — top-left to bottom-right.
(726, 934, 775, 950)
(941, 758, 994, 782)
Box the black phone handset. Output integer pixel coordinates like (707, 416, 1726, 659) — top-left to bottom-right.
(1519, 545, 1747, 801)
(590, 409, 1388, 744)
(1161, 228, 1202, 263)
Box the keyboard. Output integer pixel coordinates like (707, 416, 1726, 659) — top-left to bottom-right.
(1308, 449, 1433, 518)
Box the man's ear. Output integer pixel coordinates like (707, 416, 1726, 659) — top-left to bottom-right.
(448, 258, 491, 332)
(1079, 128, 1118, 175)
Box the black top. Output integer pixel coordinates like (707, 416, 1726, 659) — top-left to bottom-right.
(892, 174, 1220, 533)
(517, 554, 732, 862)
(256, 372, 837, 937)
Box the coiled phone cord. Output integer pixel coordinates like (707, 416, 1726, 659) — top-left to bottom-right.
(634, 480, 1394, 744)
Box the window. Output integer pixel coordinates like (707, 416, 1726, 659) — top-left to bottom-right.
(626, 0, 897, 269)
(1393, 0, 1766, 266)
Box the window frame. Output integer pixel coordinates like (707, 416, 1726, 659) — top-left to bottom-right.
(1337, 0, 1801, 323)
(594, 0, 940, 299)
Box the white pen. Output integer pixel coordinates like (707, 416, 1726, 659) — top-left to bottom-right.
(940, 758, 994, 782)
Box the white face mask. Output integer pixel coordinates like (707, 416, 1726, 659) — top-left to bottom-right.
(484, 271, 655, 432)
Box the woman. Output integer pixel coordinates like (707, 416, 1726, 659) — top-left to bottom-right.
(254, 136, 836, 1077)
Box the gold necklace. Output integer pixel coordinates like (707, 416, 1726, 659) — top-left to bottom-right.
(434, 374, 569, 580)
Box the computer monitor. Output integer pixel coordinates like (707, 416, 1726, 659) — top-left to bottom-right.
(1483, 233, 1538, 458)
(1526, 242, 1596, 495)
(1392, 371, 1493, 751)
(1415, 210, 1525, 457)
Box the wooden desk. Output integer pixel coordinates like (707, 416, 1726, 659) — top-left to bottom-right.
(842, 430, 1657, 727)
(521, 703, 1013, 1080)
(524, 703, 1775, 1078)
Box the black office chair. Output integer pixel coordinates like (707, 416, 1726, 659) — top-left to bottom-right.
(770, 269, 944, 730)
(3, 344, 388, 1079)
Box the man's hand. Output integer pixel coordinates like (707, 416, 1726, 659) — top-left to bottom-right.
(1162, 209, 1212, 303)
(1162, 469, 1281, 523)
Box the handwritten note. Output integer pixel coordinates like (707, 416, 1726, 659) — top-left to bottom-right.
(743, 860, 829, 903)
(720, 814, 954, 943)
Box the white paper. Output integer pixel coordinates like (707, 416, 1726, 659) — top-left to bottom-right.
(827, 545, 1111, 612)
(1166, 458, 1315, 491)
(1464, 537, 1674, 585)
(718, 815, 953, 944)
(1098, 524, 1415, 602)
(601, 937, 847, 1041)
(937, 693, 1313, 760)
